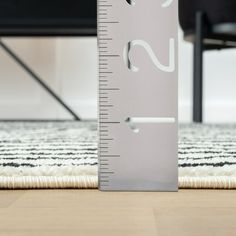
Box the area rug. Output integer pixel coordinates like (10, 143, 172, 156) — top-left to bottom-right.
(0, 121, 236, 189)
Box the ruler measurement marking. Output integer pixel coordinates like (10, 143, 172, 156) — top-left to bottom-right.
(99, 116, 109, 119)
(100, 21, 119, 24)
(99, 105, 113, 108)
(100, 122, 120, 124)
(99, 71, 113, 74)
(100, 143, 109, 146)
(98, 5, 112, 7)
(99, 97, 108, 99)
(100, 184, 110, 186)
(100, 180, 110, 183)
(99, 92, 108, 96)
(100, 138, 114, 141)
(99, 38, 113, 40)
(99, 80, 108, 83)
(99, 63, 108, 65)
(100, 54, 120, 57)
(99, 181, 110, 185)
(100, 172, 114, 174)
(99, 113, 108, 116)
(100, 168, 110, 171)
(100, 159, 109, 161)
(100, 151, 109, 154)
(100, 97, 108, 100)
(99, 100, 109, 103)
(100, 88, 120, 91)
(99, 57, 108, 59)
(101, 155, 120, 158)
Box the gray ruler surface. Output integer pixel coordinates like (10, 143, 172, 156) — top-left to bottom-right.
(98, 0, 178, 191)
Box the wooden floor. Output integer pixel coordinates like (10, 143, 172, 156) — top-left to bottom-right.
(0, 190, 235, 236)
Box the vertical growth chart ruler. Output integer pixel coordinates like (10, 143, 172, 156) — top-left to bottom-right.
(98, 0, 178, 191)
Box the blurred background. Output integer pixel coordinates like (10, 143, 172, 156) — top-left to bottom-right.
(0, 37, 98, 120)
(1, 33, 235, 122)
(0, 0, 235, 123)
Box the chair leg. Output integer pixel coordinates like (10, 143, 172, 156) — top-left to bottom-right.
(193, 12, 204, 123)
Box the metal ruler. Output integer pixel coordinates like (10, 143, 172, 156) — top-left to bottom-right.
(98, 0, 178, 191)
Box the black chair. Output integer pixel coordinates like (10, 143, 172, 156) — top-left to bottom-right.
(0, 0, 97, 120)
(179, 0, 236, 123)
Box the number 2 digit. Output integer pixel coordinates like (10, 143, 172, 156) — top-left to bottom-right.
(123, 39, 175, 73)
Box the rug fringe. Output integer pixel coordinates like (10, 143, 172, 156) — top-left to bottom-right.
(1, 176, 236, 189)
(0, 176, 98, 189)
(179, 176, 236, 189)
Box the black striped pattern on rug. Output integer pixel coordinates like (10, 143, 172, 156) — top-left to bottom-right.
(179, 124, 236, 188)
(0, 122, 98, 181)
(0, 121, 236, 189)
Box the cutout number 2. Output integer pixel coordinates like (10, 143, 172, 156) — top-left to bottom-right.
(123, 39, 175, 73)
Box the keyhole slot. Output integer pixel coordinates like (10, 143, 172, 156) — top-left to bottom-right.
(126, 0, 136, 6)
(126, 117, 176, 133)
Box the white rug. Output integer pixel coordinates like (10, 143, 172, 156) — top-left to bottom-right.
(179, 124, 236, 189)
(0, 121, 236, 189)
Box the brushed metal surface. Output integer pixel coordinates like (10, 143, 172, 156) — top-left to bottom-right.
(98, 0, 178, 191)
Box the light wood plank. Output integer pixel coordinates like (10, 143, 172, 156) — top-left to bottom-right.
(10, 190, 236, 208)
(0, 190, 235, 236)
(0, 207, 157, 236)
(0, 190, 26, 208)
(154, 207, 236, 236)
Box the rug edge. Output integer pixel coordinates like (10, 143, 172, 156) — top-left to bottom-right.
(1, 176, 236, 189)
(179, 176, 236, 189)
(0, 176, 98, 189)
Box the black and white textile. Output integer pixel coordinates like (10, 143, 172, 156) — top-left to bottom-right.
(179, 124, 236, 188)
(0, 121, 235, 189)
(0, 121, 98, 188)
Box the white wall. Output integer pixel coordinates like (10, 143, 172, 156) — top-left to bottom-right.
(0, 33, 236, 122)
(0, 37, 98, 120)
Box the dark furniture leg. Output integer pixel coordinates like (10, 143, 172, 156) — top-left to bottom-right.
(0, 39, 81, 121)
(193, 12, 204, 123)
